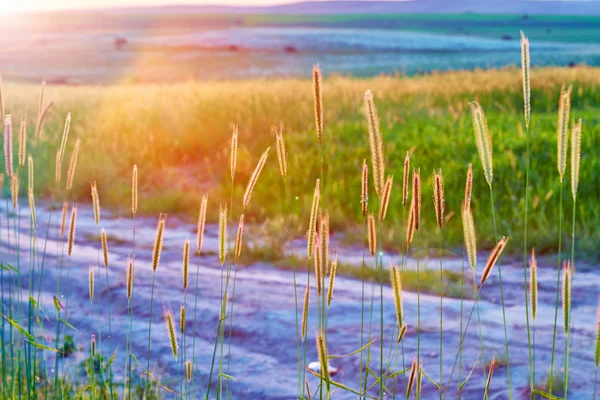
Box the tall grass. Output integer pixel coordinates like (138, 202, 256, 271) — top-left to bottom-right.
(0, 36, 595, 400)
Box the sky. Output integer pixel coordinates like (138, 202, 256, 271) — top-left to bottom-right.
(0, 0, 316, 13)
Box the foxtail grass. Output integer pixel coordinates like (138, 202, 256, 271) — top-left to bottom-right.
(4, 115, 12, 178)
(407, 356, 418, 398)
(34, 81, 53, 139)
(480, 236, 509, 285)
(218, 203, 227, 265)
(327, 250, 338, 308)
(549, 84, 572, 395)
(18, 115, 26, 169)
(367, 213, 376, 256)
(316, 330, 330, 394)
(164, 306, 178, 360)
(433, 168, 445, 398)
(91, 182, 100, 225)
(379, 175, 393, 222)
(146, 213, 166, 392)
(65, 137, 80, 191)
(364, 90, 385, 197)
(471, 99, 512, 398)
(520, 32, 535, 397)
(361, 159, 368, 217)
(243, 146, 269, 209)
(308, 179, 320, 259)
(313, 65, 323, 145)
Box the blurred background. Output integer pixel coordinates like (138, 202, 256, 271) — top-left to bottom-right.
(1, 0, 600, 83)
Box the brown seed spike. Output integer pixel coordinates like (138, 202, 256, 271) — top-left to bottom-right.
(402, 152, 410, 206)
(432, 169, 445, 228)
(4, 115, 13, 178)
(230, 124, 238, 181)
(313, 64, 324, 145)
(406, 199, 416, 249)
(182, 238, 190, 290)
(364, 90, 385, 197)
(412, 168, 421, 231)
(367, 213, 376, 256)
(67, 205, 77, 256)
(361, 159, 368, 218)
(126, 259, 134, 301)
(562, 260, 572, 334)
(379, 175, 393, 222)
(313, 234, 322, 295)
(235, 214, 245, 264)
(18, 114, 26, 169)
(274, 123, 287, 180)
(243, 147, 270, 209)
(66, 137, 80, 191)
(196, 194, 208, 255)
(463, 164, 473, 212)
(530, 248, 538, 320)
(301, 285, 310, 342)
(218, 204, 227, 266)
(60, 201, 68, 238)
(152, 214, 166, 272)
(480, 236, 509, 285)
(307, 179, 320, 259)
(397, 324, 408, 343)
(406, 355, 418, 398)
(132, 165, 138, 215)
(101, 228, 108, 267)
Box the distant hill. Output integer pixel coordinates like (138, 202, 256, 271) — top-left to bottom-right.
(137, 0, 600, 16)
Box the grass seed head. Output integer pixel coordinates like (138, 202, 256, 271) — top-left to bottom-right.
(432, 169, 445, 228)
(182, 238, 190, 290)
(126, 259, 134, 301)
(315, 330, 330, 387)
(230, 124, 238, 181)
(235, 214, 245, 264)
(88, 265, 95, 303)
(390, 264, 403, 327)
(379, 175, 393, 222)
(571, 118, 582, 199)
(58, 113, 71, 166)
(91, 181, 100, 225)
(327, 250, 338, 307)
(152, 213, 166, 271)
(55, 151, 61, 185)
(530, 248, 538, 320)
(412, 168, 421, 231)
(164, 306, 178, 360)
(18, 114, 26, 169)
(397, 323, 408, 344)
(186, 361, 192, 382)
(307, 179, 320, 259)
(557, 85, 572, 179)
(218, 203, 228, 266)
(27, 154, 34, 192)
(406, 199, 416, 249)
(180, 305, 186, 334)
(66, 137, 80, 191)
(301, 285, 310, 342)
(196, 194, 208, 255)
(60, 201, 68, 238)
(314, 233, 322, 295)
(480, 236, 509, 285)
(101, 228, 108, 267)
(243, 146, 270, 209)
(274, 124, 287, 180)
(403, 152, 410, 206)
(132, 165, 138, 215)
(361, 159, 368, 218)
(521, 31, 531, 128)
(469, 101, 493, 186)
(461, 206, 477, 271)
(364, 89, 385, 197)
(4, 114, 12, 178)
(367, 213, 376, 256)
(463, 163, 473, 212)
(313, 64, 323, 144)
(28, 189, 36, 229)
(67, 204, 77, 256)
(406, 355, 418, 398)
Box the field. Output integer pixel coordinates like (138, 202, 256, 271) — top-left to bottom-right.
(4, 66, 600, 257)
(1, 14, 600, 400)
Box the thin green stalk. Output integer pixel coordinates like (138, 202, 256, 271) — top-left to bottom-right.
(457, 247, 465, 400)
(594, 368, 598, 400)
(191, 257, 202, 394)
(145, 272, 157, 394)
(283, 179, 302, 397)
(416, 233, 421, 400)
(548, 181, 564, 394)
(522, 123, 534, 399)
(488, 184, 512, 399)
(564, 197, 576, 397)
(360, 232, 366, 399)
(378, 222, 383, 400)
(439, 229, 443, 399)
